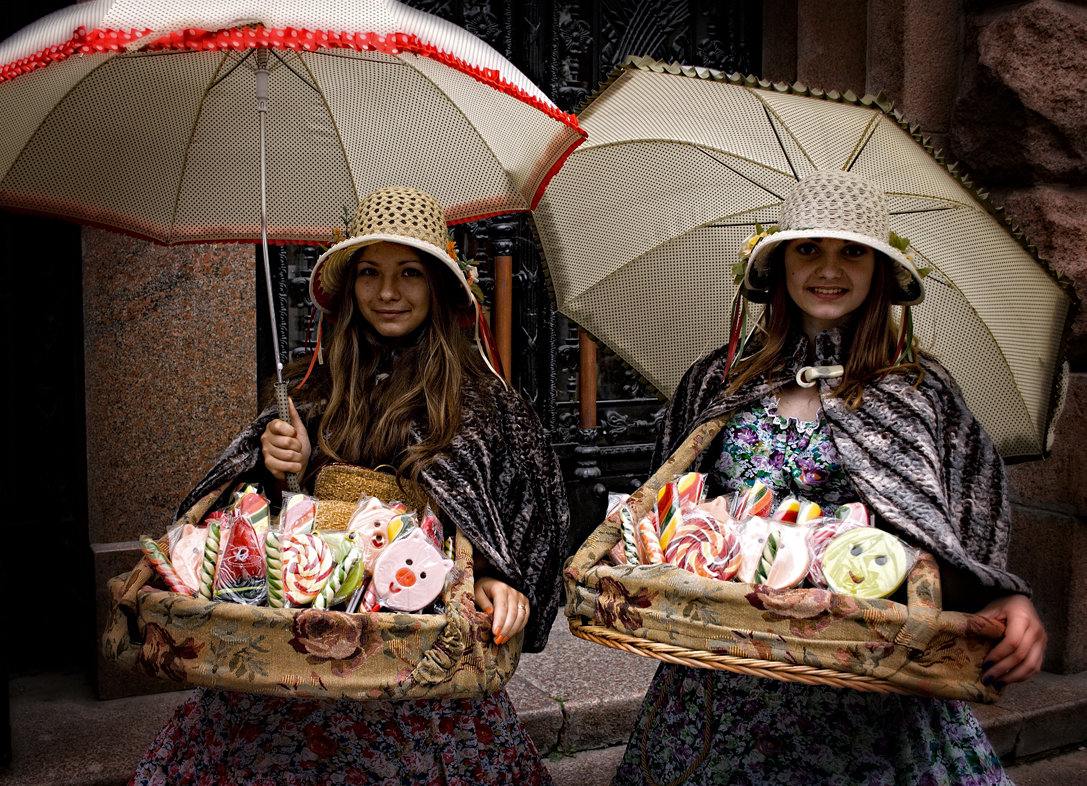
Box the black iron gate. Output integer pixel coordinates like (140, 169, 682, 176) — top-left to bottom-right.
(258, 1, 762, 547)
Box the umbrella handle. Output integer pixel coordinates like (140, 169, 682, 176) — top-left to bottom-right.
(274, 381, 301, 493)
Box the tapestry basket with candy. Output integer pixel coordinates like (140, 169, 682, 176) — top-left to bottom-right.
(564, 415, 1008, 703)
(103, 464, 522, 701)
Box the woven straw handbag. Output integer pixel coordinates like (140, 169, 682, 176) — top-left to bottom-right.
(102, 464, 521, 701)
(564, 416, 1006, 703)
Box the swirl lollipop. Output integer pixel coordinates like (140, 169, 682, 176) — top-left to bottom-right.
(663, 510, 740, 581)
(282, 532, 334, 606)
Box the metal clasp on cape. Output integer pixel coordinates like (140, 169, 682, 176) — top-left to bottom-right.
(796, 365, 844, 388)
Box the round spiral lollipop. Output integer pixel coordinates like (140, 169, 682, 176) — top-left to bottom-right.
(282, 532, 334, 606)
(663, 512, 741, 581)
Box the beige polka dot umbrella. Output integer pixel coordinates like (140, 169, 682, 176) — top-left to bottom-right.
(0, 0, 584, 486)
(533, 57, 1077, 462)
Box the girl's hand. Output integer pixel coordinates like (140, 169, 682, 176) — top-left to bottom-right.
(260, 398, 311, 481)
(976, 594, 1047, 686)
(474, 576, 530, 645)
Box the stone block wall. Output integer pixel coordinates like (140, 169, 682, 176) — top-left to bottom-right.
(84, 230, 257, 698)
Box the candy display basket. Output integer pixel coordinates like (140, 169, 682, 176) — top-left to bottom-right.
(102, 465, 522, 701)
(563, 416, 1006, 703)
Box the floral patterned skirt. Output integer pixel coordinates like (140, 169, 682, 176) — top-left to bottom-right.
(131, 687, 552, 786)
(613, 664, 1011, 786)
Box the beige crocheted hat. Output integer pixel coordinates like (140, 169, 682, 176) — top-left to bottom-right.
(742, 169, 924, 305)
(310, 187, 472, 312)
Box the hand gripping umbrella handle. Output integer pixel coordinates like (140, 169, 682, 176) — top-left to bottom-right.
(274, 381, 301, 493)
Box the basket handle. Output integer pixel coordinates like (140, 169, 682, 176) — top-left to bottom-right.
(623, 415, 731, 523)
(566, 415, 730, 579)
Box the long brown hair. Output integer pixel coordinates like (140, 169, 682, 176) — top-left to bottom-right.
(308, 250, 489, 481)
(727, 247, 922, 408)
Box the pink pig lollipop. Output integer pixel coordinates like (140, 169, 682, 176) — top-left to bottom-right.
(371, 528, 454, 612)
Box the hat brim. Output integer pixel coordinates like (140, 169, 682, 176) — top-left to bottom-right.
(742, 229, 925, 306)
(310, 233, 473, 313)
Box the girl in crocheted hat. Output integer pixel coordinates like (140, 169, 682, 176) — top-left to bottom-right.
(613, 169, 1045, 785)
(133, 187, 568, 785)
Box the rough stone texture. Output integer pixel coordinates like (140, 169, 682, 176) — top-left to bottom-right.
(1007, 373, 1086, 514)
(1006, 375, 1086, 674)
(82, 229, 257, 543)
(505, 671, 564, 756)
(987, 187, 1087, 365)
(514, 617, 658, 753)
(795, 0, 867, 95)
(951, 0, 1087, 186)
(869, 1, 959, 134)
(1006, 507, 1086, 673)
(83, 229, 257, 696)
(760, 0, 797, 83)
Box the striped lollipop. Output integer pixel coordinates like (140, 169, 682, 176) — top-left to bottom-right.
(139, 536, 195, 596)
(663, 511, 740, 581)
(656, 482, 682, 550)
(282, 532, 334, 606)
(637, 515, 665, 564)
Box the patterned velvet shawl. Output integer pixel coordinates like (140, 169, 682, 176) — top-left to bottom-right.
(174, 376, 570, 653)
(657, 329, 1030, 598)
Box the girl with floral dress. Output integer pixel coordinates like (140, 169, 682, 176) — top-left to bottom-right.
(132, 187, 569, 785)
(613, 170, 1046, 785)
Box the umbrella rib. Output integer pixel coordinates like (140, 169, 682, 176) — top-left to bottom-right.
(169, 53, 235, 243)
(743, 87, 816, 176)
(295, 53, 361, 207)
(207, 49, 256, 91)
(694, 146, 788, 201)
(843, 114, 881, 171)
(268, 48, 321, 95)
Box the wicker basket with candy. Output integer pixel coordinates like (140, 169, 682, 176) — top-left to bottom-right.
(103, 464, 520, 701)
(564, 415, 1007, 703)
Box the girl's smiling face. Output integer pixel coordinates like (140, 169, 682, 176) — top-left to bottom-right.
(353, 241, 431, 339)
(783, 237, 875, 338)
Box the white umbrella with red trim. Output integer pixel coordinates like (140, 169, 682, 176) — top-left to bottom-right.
(0, 0, 583, 487)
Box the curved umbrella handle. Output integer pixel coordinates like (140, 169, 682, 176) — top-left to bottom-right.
(274, 381, 301, 493)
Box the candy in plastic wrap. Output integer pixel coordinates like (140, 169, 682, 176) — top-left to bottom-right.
(280, 492, 317, 535)
(370, 528, 454, 612)
(736, 517, 810, 588)
(213, 515, 268, 605)
(675, 472, 707, 509)
(806, 503, 873, 588)
(282, 532, 334, 606)
(656, 482, 682, 550)
(663, 509, 740, 581)
(822, 528, 912, 599)
(347, 496, 409, 570)
(168, 522, 208, 594)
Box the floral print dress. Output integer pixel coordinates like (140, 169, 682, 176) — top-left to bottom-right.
(131, 687, 551, 786)
(613, 396, 1011, 786)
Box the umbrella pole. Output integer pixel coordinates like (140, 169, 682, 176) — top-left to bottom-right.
(256, 48, 301, 493)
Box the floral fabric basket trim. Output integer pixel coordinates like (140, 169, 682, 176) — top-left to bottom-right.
(102, 465, 522, 701)
(563, 416, 1006, 703)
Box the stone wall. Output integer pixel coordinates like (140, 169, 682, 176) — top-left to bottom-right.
(85, 231, 257, 698)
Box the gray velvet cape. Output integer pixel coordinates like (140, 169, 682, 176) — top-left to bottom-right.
(175, 375, 569, 653)
(657, 329, 1030, 598)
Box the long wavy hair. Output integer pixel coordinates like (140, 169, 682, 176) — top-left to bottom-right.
(727, 246, 922, 408)
(291, 249, 490, 482)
